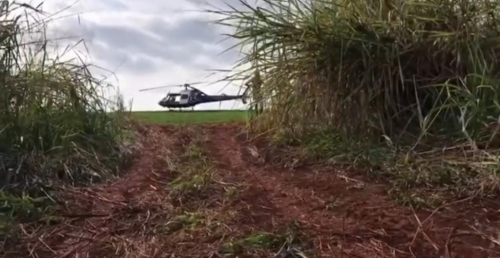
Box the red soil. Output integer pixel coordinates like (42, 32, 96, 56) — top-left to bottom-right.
(6, 123, 500, 258)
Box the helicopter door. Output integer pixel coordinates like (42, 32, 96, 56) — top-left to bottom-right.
(179, 94, 189, 104)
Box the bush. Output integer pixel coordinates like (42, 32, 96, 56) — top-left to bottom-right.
(0, 2, 131, 194)
(215, 0, 500, 146)
(210, 0, 500, 201)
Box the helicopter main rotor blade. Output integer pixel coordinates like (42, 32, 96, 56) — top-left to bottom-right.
(139, 85, 178, 92)
(185, 81, 204, 85)
(139, 81, 206, 92)
(184, 84, 208, 95)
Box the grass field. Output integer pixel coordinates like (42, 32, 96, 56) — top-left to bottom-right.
(131, 110, 251, 125)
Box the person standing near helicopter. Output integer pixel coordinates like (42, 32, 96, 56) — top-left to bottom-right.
(245, 69, 263, 115)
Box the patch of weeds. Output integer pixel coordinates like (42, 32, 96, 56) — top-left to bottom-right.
(222, 232, 287, 255)
(156, 209, 230, 243)
(278, 130, 500, 207)
(163, 211, 205, 233)
(300, 131, 395, 168)
(281, 130, 396, 180)
(0, 190, 60, 249)
(221, 221, 311, 257)
(386, 146, 500, 203)
(169, 171, 213, 196)
(168, 133, 216, 199)
(390, 190, 435, 209)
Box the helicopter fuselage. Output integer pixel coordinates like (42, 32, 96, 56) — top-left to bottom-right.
(158, 89, 245, 108)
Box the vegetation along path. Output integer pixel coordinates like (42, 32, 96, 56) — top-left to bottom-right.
(3, 122, 500, 258)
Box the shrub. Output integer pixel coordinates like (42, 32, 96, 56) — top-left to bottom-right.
(209, 0, 500, 201)
(215, 0, 500, 146)
(0, 1, 131, 194)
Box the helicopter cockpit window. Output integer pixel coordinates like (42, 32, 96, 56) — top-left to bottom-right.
(165, 96, 175, 102)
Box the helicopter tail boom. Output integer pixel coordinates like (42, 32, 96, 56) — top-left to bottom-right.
(205, 95, 245, 103)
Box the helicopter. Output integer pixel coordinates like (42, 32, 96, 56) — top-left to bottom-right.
(138, 82, 249, 111)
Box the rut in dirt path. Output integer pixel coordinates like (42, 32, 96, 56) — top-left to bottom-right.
(201, 124, 500, 258)
(5, 125, 179, 258)
(7, 123, 500, 258)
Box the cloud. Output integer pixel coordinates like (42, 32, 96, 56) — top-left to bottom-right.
(48, 12, 237, 70)
(38, 0, 256, 111)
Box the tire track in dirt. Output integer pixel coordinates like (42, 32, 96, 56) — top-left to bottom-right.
(9, 123, 500, 258)
(201, 124, 285, 234)
(201, 123, 500, 258)
(9, 125, 179, 258)
(202, 124, 391, 257)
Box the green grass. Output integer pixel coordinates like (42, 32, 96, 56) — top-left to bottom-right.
(0, 1, 131, 251)
(0, 2, 130, 191)
(131, 110, 250, 125)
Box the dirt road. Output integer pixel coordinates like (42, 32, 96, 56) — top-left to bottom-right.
(7, 123, 500, 258)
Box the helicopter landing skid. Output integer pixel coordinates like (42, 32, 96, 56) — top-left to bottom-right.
(167, 107, 188, 112)
(166, 106, 194, 112)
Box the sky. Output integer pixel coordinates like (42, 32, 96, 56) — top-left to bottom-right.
(37, 0, 255, 111)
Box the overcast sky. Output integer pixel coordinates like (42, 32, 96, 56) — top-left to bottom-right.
(40, 0, 254, 111)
